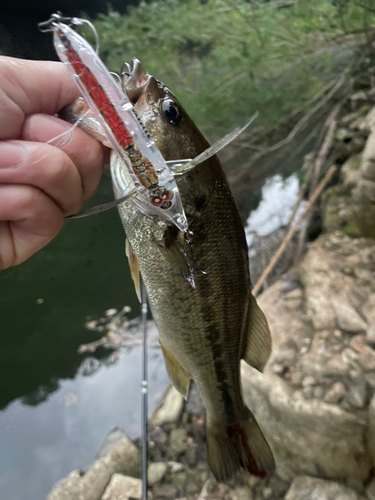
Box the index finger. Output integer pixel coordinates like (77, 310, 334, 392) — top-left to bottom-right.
(0, 56, 80, 140)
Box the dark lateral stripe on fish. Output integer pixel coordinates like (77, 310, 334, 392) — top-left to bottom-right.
(199, 273, 236, 422)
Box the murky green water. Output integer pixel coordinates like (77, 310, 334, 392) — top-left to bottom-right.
(0, 169, 139, 411)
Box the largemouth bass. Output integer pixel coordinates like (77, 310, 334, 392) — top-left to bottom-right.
(68, 59, 275, 481)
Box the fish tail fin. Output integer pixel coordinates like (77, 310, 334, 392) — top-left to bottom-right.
(206, 408, 275, 482)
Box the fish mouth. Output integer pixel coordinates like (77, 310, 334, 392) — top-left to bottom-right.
(122, 58, 150, 105)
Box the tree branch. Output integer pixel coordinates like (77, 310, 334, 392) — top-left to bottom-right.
(252, 165, 337, 296)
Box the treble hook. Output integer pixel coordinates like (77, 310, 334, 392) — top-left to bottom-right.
(38, 12, 73, 32)
(110, 72, 122, 85)
(120, 61, 132, 94)
(38, 13, 100, 54)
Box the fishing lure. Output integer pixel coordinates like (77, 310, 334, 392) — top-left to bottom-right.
(39, 14, 188, 233)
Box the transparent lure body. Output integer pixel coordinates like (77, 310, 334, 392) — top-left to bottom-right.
(52, 21, 188, 232)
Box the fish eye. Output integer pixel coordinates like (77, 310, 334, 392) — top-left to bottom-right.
(161, 99, 181, 126)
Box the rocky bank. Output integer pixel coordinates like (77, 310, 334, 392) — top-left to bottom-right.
(48, 93, 375, 499)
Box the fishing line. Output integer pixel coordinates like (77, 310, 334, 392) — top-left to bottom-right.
(23, 109, 92, 169)
(174, 111, 259, 175)
(140, 280, 148, 500)
(65, 190, 136, 219)
(46, 109, 92, 149)
(65, 112, 259, 219)
(38, 13, 100, 54)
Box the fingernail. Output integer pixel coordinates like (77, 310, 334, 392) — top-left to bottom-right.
(0, 142, 26, 169)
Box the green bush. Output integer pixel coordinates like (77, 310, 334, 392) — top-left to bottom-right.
(92, 0, 374, 137)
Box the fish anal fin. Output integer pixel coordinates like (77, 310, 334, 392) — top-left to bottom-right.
(125, 239, 141, 302)
(160, 342, 191, 399)
(242, 294, 272, 372)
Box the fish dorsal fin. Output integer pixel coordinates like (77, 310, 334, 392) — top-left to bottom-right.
(242, 294, 272, 372)
(160, 342, 191, 399)
(125, 239, 141, 302)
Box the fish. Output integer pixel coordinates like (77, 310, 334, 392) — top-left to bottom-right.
(67, 58, 275, 482)
(117, 59, 275, 481)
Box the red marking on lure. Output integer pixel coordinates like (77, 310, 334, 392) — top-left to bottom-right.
(233, 424, 267, 478)
(151, 190, 173, 208)
(56, 29, 134, 149)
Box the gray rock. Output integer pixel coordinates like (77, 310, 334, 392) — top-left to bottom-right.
(185, 446, 197, 466)
(228, 486, 254, 500)
(350, 335, 375, 371)
(366, 394, 375, 464)
(47, 471, 83, 500)
(299, 237, 372, 336)
(353, 126, 375, 236)
(299, 333, 339, 380)
(241, 263, 373, 483)
(346, 378, 367, 409)
(101, 474, 142, 500)
(152, 483, 177, 498)
(149, 384, 184, 426)
(324, 382, 346, 404)
(147, 462, 167, 486)
(360, 141, 375, 183)
(256, 281, 309, 364)
(272, 341, 298, 364)
(353, 184, 375, 237)
(96, 427, 129, 459)
(242, 364, 371, 483)
(171, 470, 188, 489)
(262, 487, 273, 499)
(367, 323, 375, 346)
(357, 177, 375, 202)
(313, 386, 324, 399)
(333, 301, 367, 334)
(168, 428, 188, 458)
(47, 434, 141, 500)
(363, 296, 375, 345)
(341, 154, 362, 190)
(341, 348, 358, 365)
(186, 479, 202, 496)
(325, 353, 350, 376)
(285, 288, 303, 300)
(167, 461, 184, 473)
(302, 386, 314, 400)
(284, 476, 358, 500)
(302, 376, 316, 387)
(299, 247, 337, 331)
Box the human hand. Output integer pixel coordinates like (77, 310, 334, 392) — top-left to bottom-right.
(0, 56, 109, 270)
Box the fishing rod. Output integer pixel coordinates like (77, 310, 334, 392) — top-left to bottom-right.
(140, 280, 148, 500)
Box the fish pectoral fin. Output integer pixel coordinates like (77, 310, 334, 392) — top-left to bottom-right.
(125, 239, 141, 302)
(242, 294, 272, 372)
(160, 342, 191, 399)
(154, 226, 193, 278)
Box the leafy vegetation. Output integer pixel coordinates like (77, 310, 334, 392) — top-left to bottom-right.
(92, 0, 374, 137)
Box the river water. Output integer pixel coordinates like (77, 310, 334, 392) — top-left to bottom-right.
(0, 165, 304, 500)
